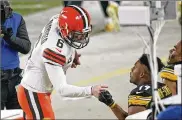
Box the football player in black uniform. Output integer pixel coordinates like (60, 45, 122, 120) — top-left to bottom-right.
(98, 54, 172, 119)
(160, 40, 182, 95)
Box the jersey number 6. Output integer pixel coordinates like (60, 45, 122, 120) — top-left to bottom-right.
(56, 39, 64, 48)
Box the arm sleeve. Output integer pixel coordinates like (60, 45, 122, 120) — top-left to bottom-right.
(42, 48, 92, 98)
(6, 16, 31, 54)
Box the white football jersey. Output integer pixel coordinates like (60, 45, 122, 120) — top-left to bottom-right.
(21, 15, 76, 93)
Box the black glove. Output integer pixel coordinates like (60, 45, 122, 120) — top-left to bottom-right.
(99, 90, 115, 107)
(1, 26, 14, 40)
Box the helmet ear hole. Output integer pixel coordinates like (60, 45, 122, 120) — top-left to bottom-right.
(68, 32, 72, 38)
(60, 28, 66, 38)
(59, 22, 69, 38)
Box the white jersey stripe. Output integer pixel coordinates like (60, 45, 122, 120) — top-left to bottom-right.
(69, 5, 88, 28)
(28, 91, 40, 119)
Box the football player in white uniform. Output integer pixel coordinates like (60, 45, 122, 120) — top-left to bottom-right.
(17, 5, 108, 119)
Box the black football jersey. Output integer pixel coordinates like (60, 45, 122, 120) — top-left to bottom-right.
(128, 82, 172, 108)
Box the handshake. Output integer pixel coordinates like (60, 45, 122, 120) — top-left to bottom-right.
(98, 90, 116, 108)
(0, 26, 14, 40)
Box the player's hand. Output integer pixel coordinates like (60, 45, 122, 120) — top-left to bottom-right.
(71, 50, 81, 68)
(0, 26, 4, 37)
(98, 90, 115, 107)
(91, 85, 108, 98)
(0, 30, 2, 37)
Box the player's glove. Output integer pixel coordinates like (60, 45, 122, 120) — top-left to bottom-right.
(1, 26, 14, 40)
(99, 90, 115, 108)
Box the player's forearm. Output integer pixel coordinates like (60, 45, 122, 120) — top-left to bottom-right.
(45, 63, 93, 98)
(58, 84, 92, 97)
(110, 103, 128, 120)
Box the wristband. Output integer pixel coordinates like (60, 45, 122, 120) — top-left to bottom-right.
(110, 102, 116, 109)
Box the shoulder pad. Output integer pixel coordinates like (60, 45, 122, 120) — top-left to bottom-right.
(49, 14, 59, 21)
(128, 85, 152, 107)
(163, 64, 174, 70)
(160, 64, 177, 81)
(130, 85, 152, 97)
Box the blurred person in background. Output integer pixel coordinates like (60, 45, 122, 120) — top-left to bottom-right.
(157, 105, 182, 120)
(17, 5, 108, 119)
(105, 1, 121, 32)
(160, 40, 182, 95)
(63, 1, 121, 32)
(0, 0, 31, 110)
(64, 1, 82, 7)
(98, 54, 172, 120)
(177, 1, 181, 25)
